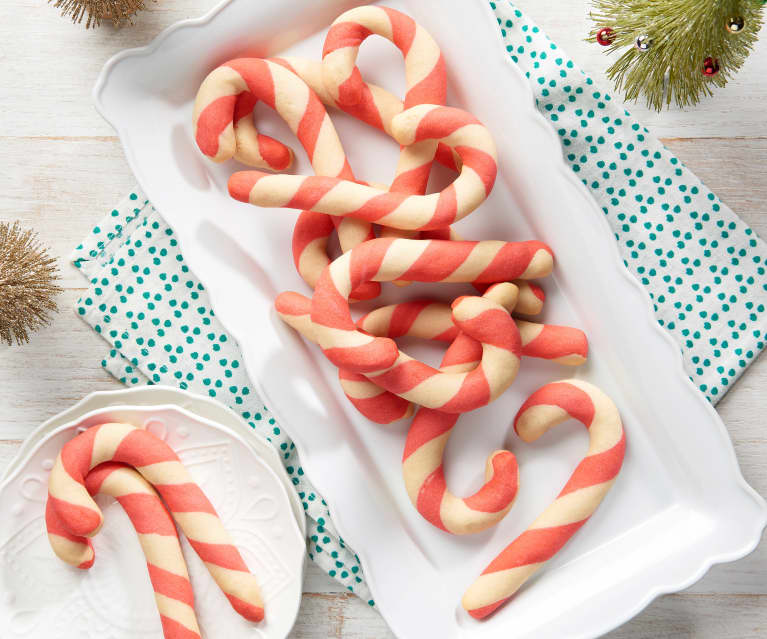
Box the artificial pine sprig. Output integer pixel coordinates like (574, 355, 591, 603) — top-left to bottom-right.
(0, 222, 62, 346)
(50, 0, 147, 28)
(589, 0, 764, 110)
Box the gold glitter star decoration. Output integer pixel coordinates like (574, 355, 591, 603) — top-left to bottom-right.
(0, 222, 62, 346)
(49, 0, 149, 29)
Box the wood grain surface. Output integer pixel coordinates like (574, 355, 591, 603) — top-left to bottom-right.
(1, 1, 765, 636)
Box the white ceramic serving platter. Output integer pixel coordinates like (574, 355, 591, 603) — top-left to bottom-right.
(93, 1, 767, 637)
(0, 394, 306, 639)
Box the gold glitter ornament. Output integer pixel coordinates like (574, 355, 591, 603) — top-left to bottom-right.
(0, 222, 62, 346)
(49, 0, 149, 29)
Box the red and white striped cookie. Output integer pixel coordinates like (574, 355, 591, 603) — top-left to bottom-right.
(47, 463, 202, 639)
(230, 56, 458, 179)
(402, 390, 519, 535)
(400, 283, 520, 534)
(310, 237, 551, 378)
(209, 54, 459, 292)
(193, 57, 379, 301)
(274, 290, 414, 424)
(421, 227, 548, 310)
(47, 423, 265, 623)
(322, 5, 448, 261)
(321, 5, 446, 110)
(231, 92, 294, 171)
(358, 301, 587, 365)
(461, 380, 626, 619)
(229, 104, 497, 232)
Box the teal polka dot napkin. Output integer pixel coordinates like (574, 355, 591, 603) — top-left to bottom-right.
(491, 1, 766, 401)
(70, 192, 374, 605)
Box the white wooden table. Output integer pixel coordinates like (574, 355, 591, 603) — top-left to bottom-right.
(1, 1, 765, 636)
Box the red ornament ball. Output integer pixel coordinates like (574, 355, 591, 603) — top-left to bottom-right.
(702, 56, 720, 76)
(596, 27, 615, 46)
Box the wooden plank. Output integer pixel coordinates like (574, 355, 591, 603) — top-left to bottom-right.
(661, 138, 767, 239)
(0, 290, 121, 441)
(303, 561, 351, 594)
(290, 593, 767, 638)
(607, 595, 767, 638)
(292, 593, 391, 638)
(0, 0, 220, 138)
(0, 137, 136, 288)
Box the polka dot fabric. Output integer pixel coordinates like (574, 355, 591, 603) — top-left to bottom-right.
(70, 189, 373, 606)
(491, 0, 767, 402)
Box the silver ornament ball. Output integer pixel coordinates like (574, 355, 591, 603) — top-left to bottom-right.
(726, 16, 745, 33)
(635, 34, 653, 51)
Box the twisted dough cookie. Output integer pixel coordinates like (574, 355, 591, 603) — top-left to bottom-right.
(47, 422, 265, 623)
(310, 236, 551, 380)
(47, 463, 202, 639)
(229, 55, 459, 175)
(461, 380, 626, 619)
(275, 277, 553, 425)
(267, 56, 449, 291)
(359, 299, 588, 365)
(275, 290, 414, 424)
(229, 104, 497, 232)
(322, 5, 446, 110)
(194, 57, 379, 301)
(322, 4, 448, 268)
(229, 91, 294, 171)
(400, 283, 520, 535)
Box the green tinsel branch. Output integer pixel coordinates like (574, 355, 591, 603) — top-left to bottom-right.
(589, 0, 764, 110)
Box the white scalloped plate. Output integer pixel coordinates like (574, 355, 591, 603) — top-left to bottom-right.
(1, 386, 306, 532)
(0, 398, 306, 639)
(92, 1, 766, 637)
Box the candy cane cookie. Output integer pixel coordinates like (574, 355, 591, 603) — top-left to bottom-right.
(321, 5, 446, 110)
(325, 297, 522, 414)
(422, 227, 547, 310)
(47, 423, 265, 623)
(223, 55, 458, 290)
(272, 55, 446, 291)
(322, 6, 448, 263)
(402, 361, 519, 534)
(311, 236, 551, 374)
(231, 92, 294, 171)
(461, 380, 626, 619)
(400, 283, 519, 534)
(229, 104, 497, 232)
(231, 56, 459, 181)
(277, 283, 520, 423)
(47, 464, 202, 639)
(274, 290, 414, 423)
(193, 57, 379, 301)
(358, 302, 588, 365)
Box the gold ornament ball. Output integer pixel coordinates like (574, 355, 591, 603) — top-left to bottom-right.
(726, 16, 745, 33)
(634, 34, 653, 51)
